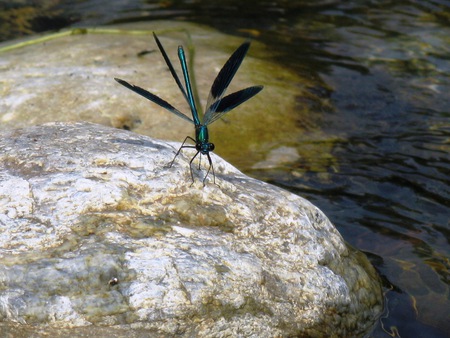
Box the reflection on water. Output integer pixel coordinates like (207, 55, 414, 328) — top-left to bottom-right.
(2, 0, 449, 336)
(251, 2, 450, 336)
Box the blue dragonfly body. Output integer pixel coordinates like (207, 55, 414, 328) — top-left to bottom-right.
(115, 33, 263, 184)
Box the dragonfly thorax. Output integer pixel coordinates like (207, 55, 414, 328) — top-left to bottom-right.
(195, 125, 214, 154)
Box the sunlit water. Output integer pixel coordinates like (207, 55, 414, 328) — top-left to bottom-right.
(2, 1, 449, 337)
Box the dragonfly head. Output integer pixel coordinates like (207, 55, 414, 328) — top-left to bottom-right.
(196, 142, 215, 154)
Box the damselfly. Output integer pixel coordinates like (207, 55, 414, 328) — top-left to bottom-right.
(115, 33, 263, 184)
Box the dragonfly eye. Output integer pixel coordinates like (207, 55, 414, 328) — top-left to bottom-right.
(196, 142, 215, 154)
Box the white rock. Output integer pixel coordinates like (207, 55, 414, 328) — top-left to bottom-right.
(0, 122, 382, 337)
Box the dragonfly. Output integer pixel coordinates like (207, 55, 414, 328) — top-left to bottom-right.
(115, 33, 263, 184)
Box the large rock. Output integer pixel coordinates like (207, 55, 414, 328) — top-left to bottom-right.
(0, 122, 382, 337)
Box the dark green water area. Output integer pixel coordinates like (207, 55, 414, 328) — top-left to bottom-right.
(1, 1, 449, 336)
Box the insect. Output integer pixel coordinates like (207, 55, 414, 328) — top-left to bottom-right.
(115, 33, 263, 184)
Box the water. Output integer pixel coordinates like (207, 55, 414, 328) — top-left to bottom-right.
(2, 1, 449, 336)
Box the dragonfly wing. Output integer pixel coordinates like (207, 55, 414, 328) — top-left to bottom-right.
(203, 85, 263, 125)
(153, 33, 188, 102)
(204, 41, 251, 118)
(114, 78, 194, 124)
(210, 42, 251, 100)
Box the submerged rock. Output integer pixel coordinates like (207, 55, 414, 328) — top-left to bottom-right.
(0, 122, 382, 337)
(0, 21, 334, 173)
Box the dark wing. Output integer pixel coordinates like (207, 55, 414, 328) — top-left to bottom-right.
(209, 42, 250, 104)
(203, 86, 263, 125)
(153, 33, 189, 102)
(114, 78, 194, 124)
(204, 42, 251, 120)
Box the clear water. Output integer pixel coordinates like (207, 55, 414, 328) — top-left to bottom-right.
(2, 1, 449, 336)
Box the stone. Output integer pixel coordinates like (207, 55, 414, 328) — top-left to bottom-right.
(0, 122, 383, 337)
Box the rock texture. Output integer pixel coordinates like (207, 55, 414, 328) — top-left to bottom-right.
(0, 122, 382, 337)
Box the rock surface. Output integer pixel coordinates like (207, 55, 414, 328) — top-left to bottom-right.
(0, 122, 382, 337)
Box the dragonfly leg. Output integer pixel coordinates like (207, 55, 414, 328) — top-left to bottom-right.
(189, 151, 201, 185)
(169, 136, 196, 167)
(203, 153, 216, 186)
